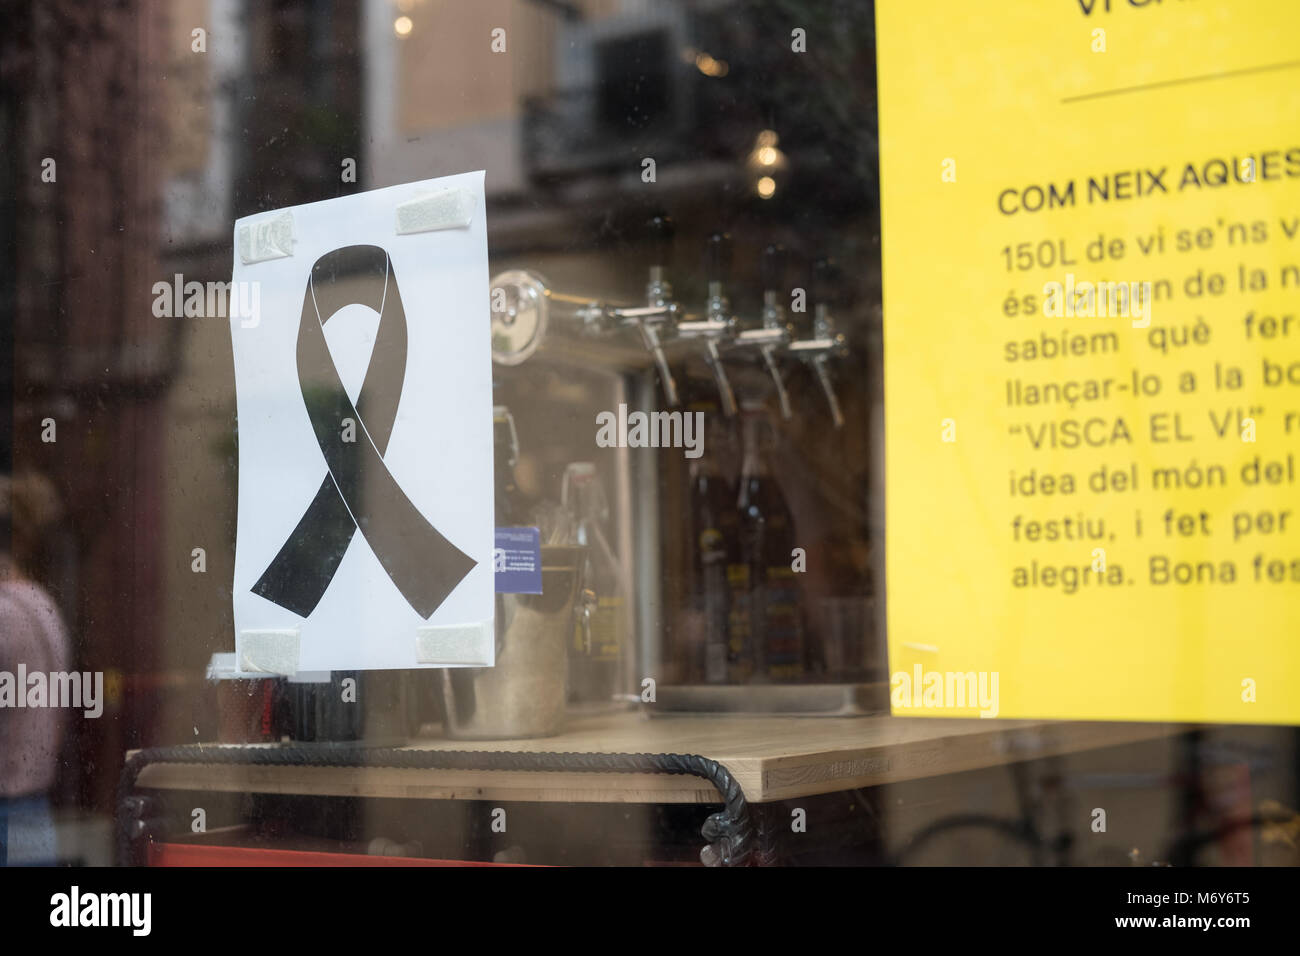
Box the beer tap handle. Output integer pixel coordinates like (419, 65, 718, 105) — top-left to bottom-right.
(704, 339, 737, 417)
(762, 345, 792, 420)
(703, 232, 737, 416)
(646, 213, 675, 304)
(811, 355, 843, 428)
(639, 212, 679, 405)
(760, 243, 793, 419)
(705, 231, 732, 288)
(638, 321, 679, 406)
(810, 257, 848, 428)
(759, 244, 780, 316)
(812, 256, 842, 338)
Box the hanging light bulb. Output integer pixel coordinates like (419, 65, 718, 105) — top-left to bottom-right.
(746, 130, 788, 199)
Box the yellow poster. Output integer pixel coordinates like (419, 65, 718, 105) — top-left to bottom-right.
(877, 0, 1300, 723)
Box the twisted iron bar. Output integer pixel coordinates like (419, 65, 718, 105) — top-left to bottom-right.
(116, 743, 757, 867)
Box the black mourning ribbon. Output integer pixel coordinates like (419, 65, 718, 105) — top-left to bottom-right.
(252, 245, 475, 619)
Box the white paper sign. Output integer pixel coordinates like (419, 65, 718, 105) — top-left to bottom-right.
(229, 172, 494, 674)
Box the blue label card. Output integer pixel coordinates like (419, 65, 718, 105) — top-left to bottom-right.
(494, 527, 542, 594)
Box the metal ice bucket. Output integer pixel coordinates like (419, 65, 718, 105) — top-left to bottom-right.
(437, 545, 592, 739)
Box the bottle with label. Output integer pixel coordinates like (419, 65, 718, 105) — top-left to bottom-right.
(736, 404, 805, 682)
(687, 415, 738, 684)
(562, 462, 624, 708)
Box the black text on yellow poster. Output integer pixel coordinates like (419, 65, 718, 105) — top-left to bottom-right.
(877, 0, 1300, 722)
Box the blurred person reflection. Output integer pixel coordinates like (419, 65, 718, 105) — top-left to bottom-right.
(0, 470, 70, 866)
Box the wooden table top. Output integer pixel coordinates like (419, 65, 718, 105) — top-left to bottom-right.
(131, 711, 1185, 805)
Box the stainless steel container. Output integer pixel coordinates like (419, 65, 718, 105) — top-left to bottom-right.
(438, 545, 592, 739)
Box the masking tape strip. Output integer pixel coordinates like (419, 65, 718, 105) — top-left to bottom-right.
(416, 620, 492, 666)
(236, 628, 302, 676)
(237, 210, 296, 264)
(206, 651, 277, 681)
(287, 670, 330, 685)
(395, 188, 474, 235)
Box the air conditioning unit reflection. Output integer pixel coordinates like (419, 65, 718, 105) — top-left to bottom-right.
(523, 7, 695, 182)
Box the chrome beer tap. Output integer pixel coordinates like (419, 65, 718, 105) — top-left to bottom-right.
(674, 232, 739, 416)
(729, 243, 793, 420)
(788, 258, 849, 428)
(617, 212, 681, 406)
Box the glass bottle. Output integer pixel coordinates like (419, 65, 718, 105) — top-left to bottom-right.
(562, 462, 624, 708)
(687, 417, 738, 684)
(736, 404, 805, 682)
